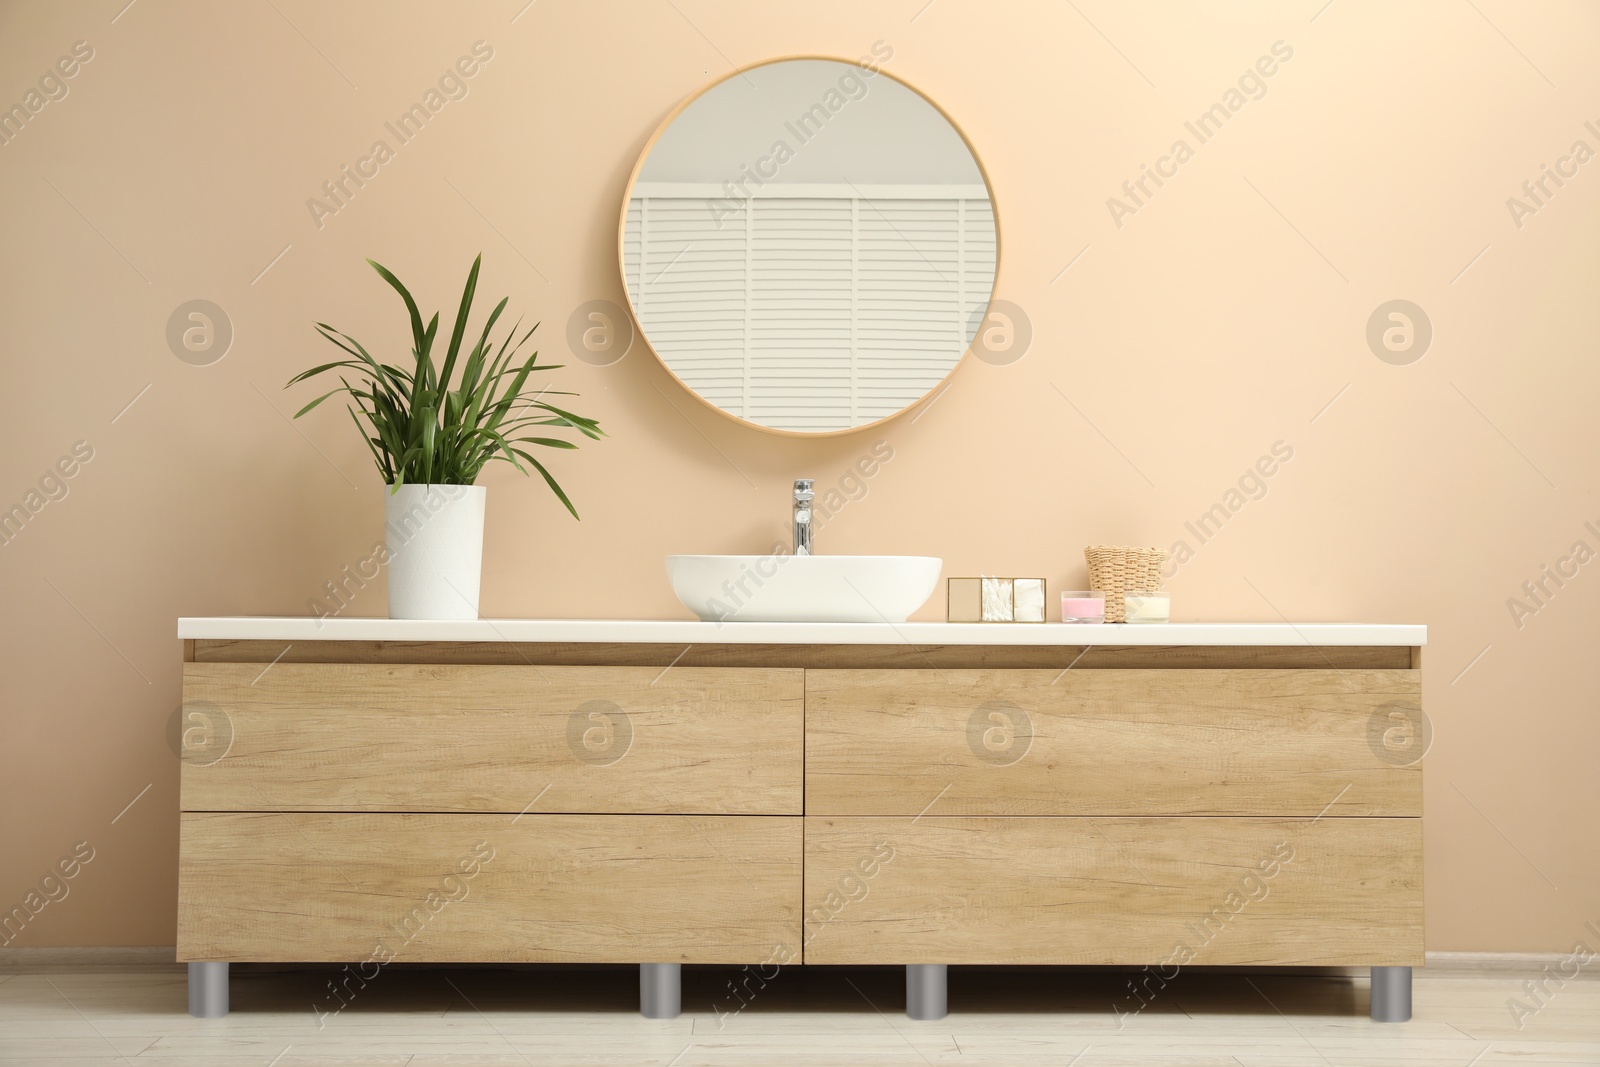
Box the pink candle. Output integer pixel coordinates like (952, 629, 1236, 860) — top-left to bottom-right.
(1061, 591, 1105, 622)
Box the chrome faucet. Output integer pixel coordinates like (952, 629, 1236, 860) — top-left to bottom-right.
(793, 479, 815, 556)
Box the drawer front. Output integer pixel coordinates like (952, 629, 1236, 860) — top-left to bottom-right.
(806, 669, 1421, 816)
(178, 813, 802, 963)
(804, 817, 1422, 966)
(181, 663, 803, 814)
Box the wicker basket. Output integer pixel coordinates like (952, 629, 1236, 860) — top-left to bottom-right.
(1084, 545, 1168, 623)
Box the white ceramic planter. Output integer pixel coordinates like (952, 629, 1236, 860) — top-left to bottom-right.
(383, 484, 486, 620)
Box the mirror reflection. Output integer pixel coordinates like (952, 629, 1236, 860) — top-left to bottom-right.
(623, 58, 997, 434)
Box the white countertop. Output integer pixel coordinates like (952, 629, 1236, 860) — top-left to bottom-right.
(179, 618, 1426, 646)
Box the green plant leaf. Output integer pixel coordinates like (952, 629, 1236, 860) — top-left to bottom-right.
(293, 387, 346, 418)
(289, 256, 602, 509)
(367, 259, 427, 358)
(436, 254, 482, 393)
(512, 437, 579, 449)
(348, 404, 389, 479)
(514, 451, 580, 519)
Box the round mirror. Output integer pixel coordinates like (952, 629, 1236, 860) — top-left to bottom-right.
(620, 57, 999, 435)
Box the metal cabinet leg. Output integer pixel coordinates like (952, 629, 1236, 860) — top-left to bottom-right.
(187, 961, 229, 1018)
(640, 963, 681, 1019)
(1370, 965, 1412, 1022)
(906, 964, 947, 1020)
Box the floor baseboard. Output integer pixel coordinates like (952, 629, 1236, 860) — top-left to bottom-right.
(0, 946, 179, 972)
(1424, 951, 1592, 975)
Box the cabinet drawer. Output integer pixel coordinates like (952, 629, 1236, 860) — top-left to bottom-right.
(806, 669, 1421, 816)
(178, 813, 802, 963)
(804, 817, 1422, 966)
(181, 663, 802, 814)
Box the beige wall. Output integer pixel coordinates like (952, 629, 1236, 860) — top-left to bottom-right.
(1, 0, 1596, 953)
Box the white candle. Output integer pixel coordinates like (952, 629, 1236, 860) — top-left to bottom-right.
(1123, 594, 1170, 623)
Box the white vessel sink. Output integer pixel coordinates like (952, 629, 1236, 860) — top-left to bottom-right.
(666, 554, 942, 623)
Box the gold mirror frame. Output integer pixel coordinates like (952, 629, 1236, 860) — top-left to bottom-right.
(616, 55, 1003, 438)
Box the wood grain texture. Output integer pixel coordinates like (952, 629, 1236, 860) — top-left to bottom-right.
(803, 817, 1423, 966)
(192, 639, 1413, 670)
(178, 813, 802, 963)
(180, 663, 802, 814)
(806, 669, 1422, 817)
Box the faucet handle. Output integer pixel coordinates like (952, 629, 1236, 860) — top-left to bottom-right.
(793, 479, 815, 503)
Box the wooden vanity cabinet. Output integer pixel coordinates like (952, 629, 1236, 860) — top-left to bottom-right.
(802, 667, 1423, 969)
(178, 661, 805, 966)
(177, 638, 1423, 1022)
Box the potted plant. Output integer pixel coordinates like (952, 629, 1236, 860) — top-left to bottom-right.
(287, 254, 602, 620)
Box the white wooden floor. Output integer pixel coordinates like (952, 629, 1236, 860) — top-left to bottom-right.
(0, 962, 1595, 1065)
